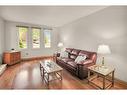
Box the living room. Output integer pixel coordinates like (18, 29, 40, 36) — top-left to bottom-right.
(0, 5, 127, 93)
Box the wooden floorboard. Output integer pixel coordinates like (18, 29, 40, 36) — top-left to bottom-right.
(0, 58, 127, 89)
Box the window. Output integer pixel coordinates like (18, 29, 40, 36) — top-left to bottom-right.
(44, 29, 51, 48)
(18, 26, 28, 49)
(32, 28, 41, 48)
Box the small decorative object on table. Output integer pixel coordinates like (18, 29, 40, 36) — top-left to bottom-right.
(46, 62, 52, 67)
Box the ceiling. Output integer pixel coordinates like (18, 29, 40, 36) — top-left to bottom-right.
(0, 6, 108, 27)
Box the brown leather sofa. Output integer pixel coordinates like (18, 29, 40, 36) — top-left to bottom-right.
(56, 48, 97, 79)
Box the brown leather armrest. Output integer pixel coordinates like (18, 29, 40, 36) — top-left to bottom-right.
(54, 52, 60, 57)
(56, 53, 60, 57)
(77, 59, 94, 67)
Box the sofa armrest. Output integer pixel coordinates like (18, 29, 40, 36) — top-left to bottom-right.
(54, 52, 60, 57)
(57, 53, 60, 57)
(76, 59, 94, 79)
(77, 59, 95, 67)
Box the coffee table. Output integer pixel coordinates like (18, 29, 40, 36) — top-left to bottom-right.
(40, 60, 63, 87)
(87, 64, 115, 89)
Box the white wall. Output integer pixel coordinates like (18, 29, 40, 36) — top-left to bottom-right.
(5, 21, 59, 58)
(0, 17, 5, 64)
(60, 6, 127, 82)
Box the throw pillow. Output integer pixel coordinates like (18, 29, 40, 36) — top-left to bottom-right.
(60, 51, 68, 58)
(70, 55, 77, 60)
(75, 55, 87, 63)
(81, 55, 87, 61)
(75, 56, 82, 63)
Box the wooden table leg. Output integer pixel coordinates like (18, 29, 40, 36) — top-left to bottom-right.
(42, 67, 44, 79)
(60, 70, 63, 80)
(88, 69, 90, 83)
(47, 73, 50, 88)
(40, 64, 41, 75)
(40, 64, 41, 71)
(40, 64, 43, 77)
(103, 76, 105, 89)
(112, 70, 115, 87)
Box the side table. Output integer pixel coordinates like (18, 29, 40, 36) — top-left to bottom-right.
(53, 52, 60, 62)
(87, 64, 115, 89)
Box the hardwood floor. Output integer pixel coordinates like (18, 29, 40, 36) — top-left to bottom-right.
(0, 58, 127, 89)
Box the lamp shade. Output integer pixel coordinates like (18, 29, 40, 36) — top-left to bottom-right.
(97, 44, 111, 54)
(57, 42, 63, 47)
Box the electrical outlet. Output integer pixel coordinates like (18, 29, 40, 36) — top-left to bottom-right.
(26, 53, 29, 55)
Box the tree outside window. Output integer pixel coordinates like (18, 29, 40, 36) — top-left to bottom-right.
(18, 27, 28, 49)
(44, 29, 51, 48)
(32, 28, 41, 48)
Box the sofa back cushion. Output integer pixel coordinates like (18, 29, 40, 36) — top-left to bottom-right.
(64, 48, 97, 63)
(69, 49, 80, 60)
(71, 49, 80, 55)
(79, 50, 97, 62)
(78, 51, 90, 59)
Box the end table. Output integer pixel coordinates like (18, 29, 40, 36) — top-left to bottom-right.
(87, 64, 115, 89)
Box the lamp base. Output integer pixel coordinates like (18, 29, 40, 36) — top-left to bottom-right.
(102, 56, 105, 66)
(101, 65, 105, 68)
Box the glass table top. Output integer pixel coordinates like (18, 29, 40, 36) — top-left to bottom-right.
(88, 64, 115, 76)
(40, 60, 63, 74)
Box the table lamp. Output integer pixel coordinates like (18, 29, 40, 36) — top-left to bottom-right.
(97, 44, 111, 66)
(57, 42, 63, 52)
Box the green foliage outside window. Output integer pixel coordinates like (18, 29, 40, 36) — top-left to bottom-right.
(18, 27, 51, 49)
(19, 27, 28, 49)
(32, 28, 40, 48)
(44, 30, 51, 48)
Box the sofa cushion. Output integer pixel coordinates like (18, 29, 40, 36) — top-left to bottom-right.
(71, 49, 80, 55)
(79, 51, 90, 58)
(67, 61, 77, 69)
(58, 57, 74, 63)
